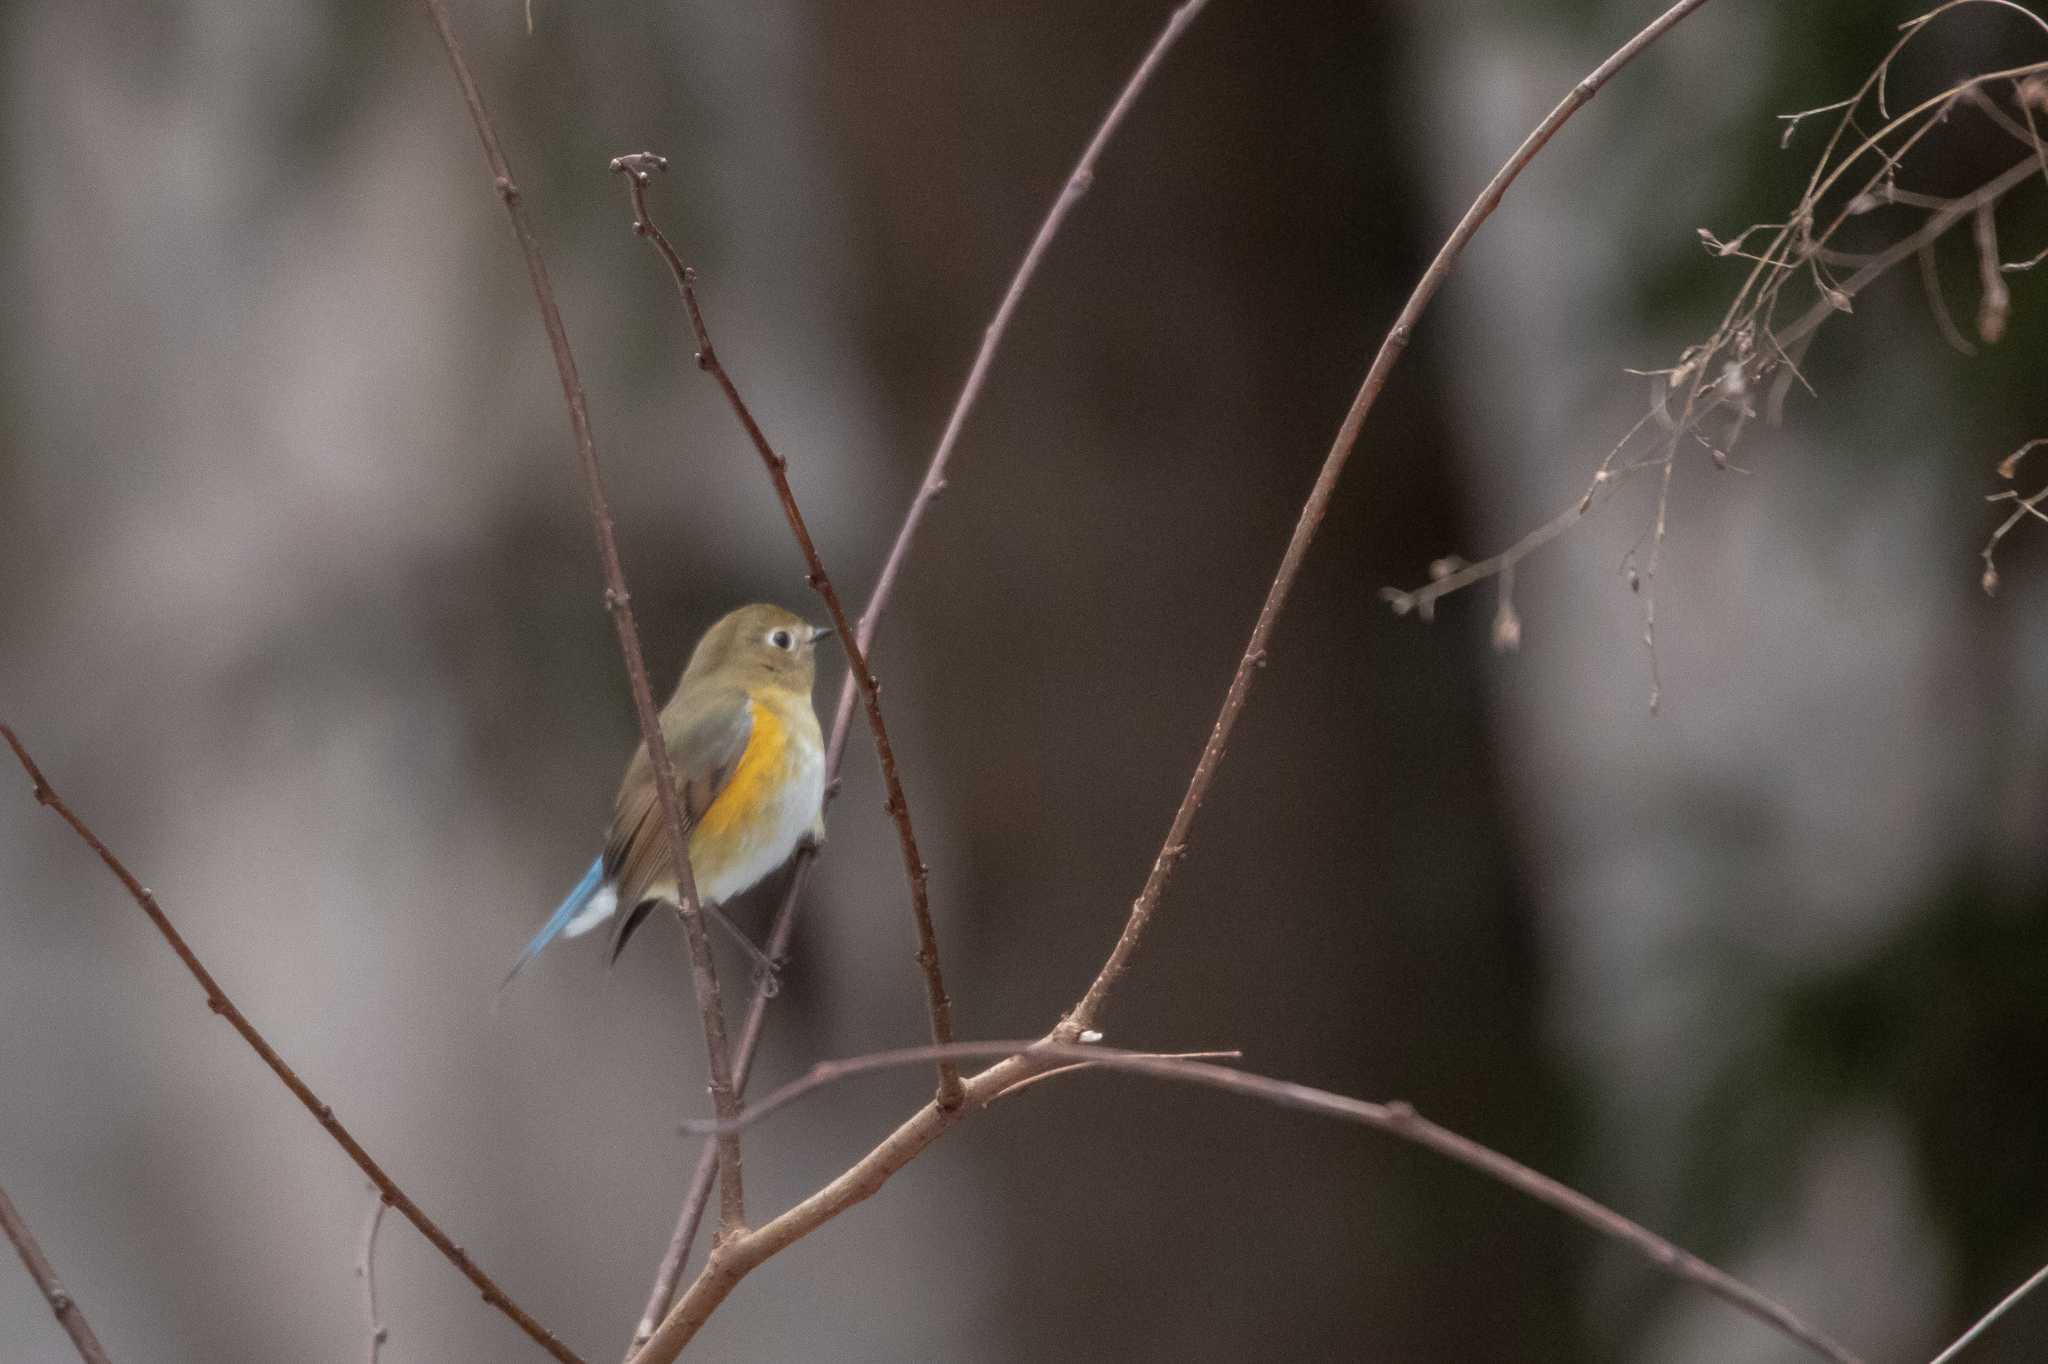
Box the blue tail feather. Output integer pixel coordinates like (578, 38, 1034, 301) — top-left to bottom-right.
(501, 856, 605, 990)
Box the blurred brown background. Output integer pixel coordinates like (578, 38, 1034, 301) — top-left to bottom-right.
(4, 0, 2048, 1360)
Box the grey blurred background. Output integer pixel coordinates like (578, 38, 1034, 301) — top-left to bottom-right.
(4, 0, 2047, 1360)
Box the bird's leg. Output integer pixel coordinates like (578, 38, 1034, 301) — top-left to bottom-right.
(698, 900, 781, 994)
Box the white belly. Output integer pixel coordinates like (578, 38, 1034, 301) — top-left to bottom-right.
(695, 725, 824, 905)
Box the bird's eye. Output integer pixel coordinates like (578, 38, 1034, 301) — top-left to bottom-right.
(769, 629, 794, 651)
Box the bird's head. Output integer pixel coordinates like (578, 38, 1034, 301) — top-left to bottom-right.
(680, 602, 830, 693)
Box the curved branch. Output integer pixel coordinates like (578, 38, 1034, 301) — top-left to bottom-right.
(636, 1039, 1857, 1364)
(1066, 0, 1722, 1030)
(2, 726, 584, 1364)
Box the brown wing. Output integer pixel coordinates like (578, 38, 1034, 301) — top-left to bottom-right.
(604, 686, 753, 913)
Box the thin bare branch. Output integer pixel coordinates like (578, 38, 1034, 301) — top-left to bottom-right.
(610, 153, 964, 1110)
(1640, 435, 1679, 714)
(2019, 74, 2048, 199)
(2002, 242, 2048, 271)
(666, 1041, 1231, 1130)
(413, 0, 749, 1239)
(988, 1047, 1242, 1101)
(621, 974, 787, 1359)
(1383, 409, 1666, 623)
(357, 1187, 390, 1364)
(620, 3, 1212, 1350)
(1974, 200, 2013, 341)
(1916, 0, 2048, 39)
(0, 1177, 113, 1364)
(830, 0, 1218, 761)
(1069, 0, 1723, 1028)
(1, 725, 584, 1364)
(1929, 1259, 2048, 1364)
(1919, 242, 1979, 354)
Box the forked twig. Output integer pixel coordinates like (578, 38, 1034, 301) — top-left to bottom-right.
(0, 1177, 113, 1364)
(1, 726, 584, 1364)
(610, 153, 965, 1111)
(620, 3, 1213, 1352)
(414, 0, 749, 1240)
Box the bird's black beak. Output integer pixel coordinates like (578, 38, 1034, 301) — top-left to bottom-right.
(812, 625, 836, 646)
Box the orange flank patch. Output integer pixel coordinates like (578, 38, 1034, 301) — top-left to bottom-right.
(692, 697, 790, 864)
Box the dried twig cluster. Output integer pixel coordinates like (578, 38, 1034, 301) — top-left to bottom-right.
(1384, 0, 2048, 710)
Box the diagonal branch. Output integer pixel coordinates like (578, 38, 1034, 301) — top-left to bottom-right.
(1068, 0, 1723, 1031)
(413, 0, 748, 1238)
(823, 0, 1218, 767)
(0, 1176, 113, 1364)
(1, 726, 585, 1364)
(610, 152, 964, 1111)
(1929, 1258, 2048, 1364)
(619, 3, 1213, 1351)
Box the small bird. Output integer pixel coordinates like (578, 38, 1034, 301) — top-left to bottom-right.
(504, 602, 829, 984)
